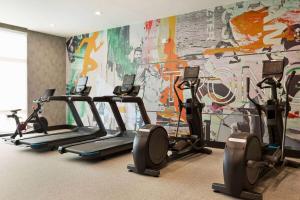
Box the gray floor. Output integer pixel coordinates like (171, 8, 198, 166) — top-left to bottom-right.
(0, 142, 299, 200)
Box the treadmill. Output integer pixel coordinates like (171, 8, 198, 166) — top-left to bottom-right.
(58, 74, 151, 159)
(14, 77, 106, 150)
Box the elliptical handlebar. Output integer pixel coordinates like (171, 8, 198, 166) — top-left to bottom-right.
(174, 76, 200, 105)
(286, 71, 296, 95)
(246, 77, 261, 109)
(281, 70, 296, 160)
(256, 77, 281, 89)
(174, 76, 183, 107)
(246, 77, 250, 94)
(256, 77, 269, 88)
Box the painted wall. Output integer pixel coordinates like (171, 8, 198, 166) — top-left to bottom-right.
(66, 0, 300, 148)
(28, 31, 66, 125)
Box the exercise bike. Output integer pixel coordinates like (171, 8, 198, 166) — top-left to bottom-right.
(10, 89, 56, 139)
(212, 60, 300, 200)
(0, 109, 23, 138)
(127, 66, 212, 177)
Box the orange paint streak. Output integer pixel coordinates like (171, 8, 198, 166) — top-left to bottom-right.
(76, 32, 104, 76)
(155, 63, 160, 71)
(204, 8, 270, 55)
(270, 10, 300, 41)
(276, 10, 300, 26)
(158, 17, 189, 120)
(160, 88, 169, 104)
(231, 8, 268, 37)
(275, 27, 295, 41)
(204, 8, 300, 56)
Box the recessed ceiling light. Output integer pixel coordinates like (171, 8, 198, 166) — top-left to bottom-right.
(95, 11, 102, 16)
(50, 23, 55, 27)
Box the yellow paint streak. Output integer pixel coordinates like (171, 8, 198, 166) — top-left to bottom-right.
(76, 32, 104, 76)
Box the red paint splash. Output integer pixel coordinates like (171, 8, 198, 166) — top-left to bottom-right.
(276, 10, 300, 26)
(145, 20, 153, 33)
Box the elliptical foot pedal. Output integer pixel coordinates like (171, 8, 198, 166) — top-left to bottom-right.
(58, 146, 65, 154)
(199, 147, 212, 154)
(285, 159, 300, 168)
(127, 164, 160, 177)
(212, 183, 227, 193)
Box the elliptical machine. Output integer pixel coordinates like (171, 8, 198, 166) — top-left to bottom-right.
(10, 89, 55, 139)
(212, 60, 300, 200)
(127, 66, 212, 177)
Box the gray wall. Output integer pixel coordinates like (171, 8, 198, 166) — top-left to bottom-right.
(27, 31, 66, 125)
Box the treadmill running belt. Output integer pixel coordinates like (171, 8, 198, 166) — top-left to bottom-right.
(65, 135, 135, 158)
(19, 131, 89, 144)
(15, 127, 101, 149)
(68, 137, 133, 152)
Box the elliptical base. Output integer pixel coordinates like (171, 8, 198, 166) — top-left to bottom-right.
(212, 183, 262, 200)
(127, 164, 160, 177)
(127, 147, 212, 177)
(212, 158, 300, 200)
(168, 146, 212, 162)
(285, 159, 300, 168)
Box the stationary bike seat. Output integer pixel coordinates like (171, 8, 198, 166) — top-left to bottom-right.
(9, 109, 21, 113)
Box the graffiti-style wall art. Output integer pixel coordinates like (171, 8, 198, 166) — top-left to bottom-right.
(66, 0, 300, 149)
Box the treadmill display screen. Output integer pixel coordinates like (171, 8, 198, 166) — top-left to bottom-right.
(122, 74, 135, 87)
(183, 67, 199, 81)
(42, 89, 55, 100)
(262, 60, 284, 79)
(75, 76, 88, 93)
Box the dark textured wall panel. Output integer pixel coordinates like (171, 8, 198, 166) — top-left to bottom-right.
(27, 31, 66, 125)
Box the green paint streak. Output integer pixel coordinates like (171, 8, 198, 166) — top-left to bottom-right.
(286, 67, 300, 74)
(67, 59, 88, 125)
(107, 26, 137, 78)
(66, 69, 77, 124)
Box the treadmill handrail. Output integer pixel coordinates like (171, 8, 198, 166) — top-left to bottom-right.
(49, 95, 84, 127)
(69, 96, 92, 101)
(93, 95, 151, 125)
(93, 96, 127, 132)
(48, 95, 106, 132)
(49, 95, 70, 101)
(49, 95, 92, 101)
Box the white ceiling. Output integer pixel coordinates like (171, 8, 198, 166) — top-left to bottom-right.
(0, 0, 239, 37)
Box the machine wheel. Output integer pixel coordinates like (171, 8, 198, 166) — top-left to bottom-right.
(132, 124, 169, 174)
(223, 133, 262, 197)
(244, 136, 262, 190)
(146, 126, 169, 168)
(33, 117, 48, 133)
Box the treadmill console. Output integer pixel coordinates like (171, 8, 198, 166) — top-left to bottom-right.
(121, 74, 135, 93)
(113, 74, 140, 96)
(41, 89, 56, 101)
(183, 66, 200, 81)
(70, 76, 91, 96)
(34, 89, 56, 103)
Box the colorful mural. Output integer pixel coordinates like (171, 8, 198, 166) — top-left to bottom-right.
(66, 0, 300, 148)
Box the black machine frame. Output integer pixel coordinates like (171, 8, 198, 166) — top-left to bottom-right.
(212, 60, 300, 199)
(206, 60, 300, 158)
(13, 77, 106, 150)
(127, 66, 212, 177)
(58, 74, 151, 159)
